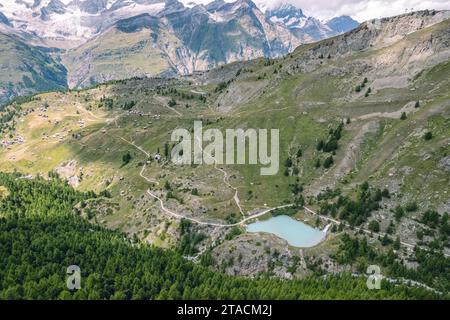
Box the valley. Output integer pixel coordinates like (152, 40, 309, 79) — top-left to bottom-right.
(0, 8, 449, 298)
(0, 0, 359, 103)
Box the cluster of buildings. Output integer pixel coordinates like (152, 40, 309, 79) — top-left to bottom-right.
(37, 106, 49, 119)
(1, 135, 25, 148)
(126, 109, 162, 120)
(127, 110, 144, 116)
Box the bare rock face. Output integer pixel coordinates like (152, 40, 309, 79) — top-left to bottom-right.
(0, 0, 356, 92)
(439, 156, 450, 172)
(55, 160, 81, 188)
(210, 233, 308, 278)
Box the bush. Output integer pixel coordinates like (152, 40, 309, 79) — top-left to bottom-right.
(323, 156, 334, 169)
(394, 205, 404, 222)
(122, 152, 132, 165)
(168, 98, 177, 107)
(317, 140, 324, 151)
(405, 201, 418, 212)
(423, 132, 433, 140)
(315, 159, 321, 168)
(422, 210, 440, 229)
(284, 158, 293, 168)
(368, 220, 380, 233)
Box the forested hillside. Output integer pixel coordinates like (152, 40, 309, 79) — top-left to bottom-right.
(0, 173, 442, 300)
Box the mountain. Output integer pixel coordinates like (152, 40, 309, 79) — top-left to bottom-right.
(0, 0, 360, 94)
(0, 32, 67, 105)
(61, 0, 302, 87)
(0, 0, 402, 101)
(0, 11, 11, 26)
(265, 3, 307, 29)
(266, 3, 359, 42)
(325, 15, 360, 34)
(0, 0, 167, 48)
(1, 10, 449, 292)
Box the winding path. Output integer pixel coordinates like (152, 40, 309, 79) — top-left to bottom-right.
(194, 135, 245, 217)
(147, 189, 294, 227)
(111, 114, 449, 256)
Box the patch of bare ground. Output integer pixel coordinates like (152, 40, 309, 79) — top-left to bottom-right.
(352, 101, 419, 121)
(210, 233, 309, 278)
(216, 80, 268, 113)
(334, 120, 380, 179)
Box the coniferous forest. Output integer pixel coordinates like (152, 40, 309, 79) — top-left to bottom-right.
(0, 172, 446, 300)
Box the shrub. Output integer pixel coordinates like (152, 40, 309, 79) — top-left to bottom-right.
(368, 220, 380, 233)
(394, 205, 404, 222)
(284, 158, 293, 168)
(405, 201, 418, 212)
(317, 140, 324, 151)
(168, 98, 177, 107)
(323, 156, 334, 169)
(122, 152, 132, 165)
(423, 132, 433, 140)
(315, 159, 321, 168)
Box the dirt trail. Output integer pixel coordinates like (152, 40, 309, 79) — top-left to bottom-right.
(154, 95, 182, 117)
(147, 189, 294, 227)
(97, 106, 449, 255)
(352, 101, 418, 121)
(194, 135, 245, 217)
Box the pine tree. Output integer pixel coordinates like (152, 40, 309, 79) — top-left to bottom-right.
(400, 112, 407, 120)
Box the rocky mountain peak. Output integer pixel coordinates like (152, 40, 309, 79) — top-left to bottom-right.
(325, 15, 359, 33)
(0, 11, 11, 26)
(267, 2, 306, 20)
(40, 0, 66, 20)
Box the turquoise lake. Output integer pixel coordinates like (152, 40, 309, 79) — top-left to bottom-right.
(246, 215, 326, 248)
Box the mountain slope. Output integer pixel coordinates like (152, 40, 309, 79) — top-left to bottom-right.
(266, 3, 359, 42)
(0, 172, 440, 300)
(326, 16, 360, 34)
(62, 0, 302, 87)
(0, 32, 67, 105)
(0, 0, 360, 94)
(1, 10, 449, 283)
(62, 14, 175, 88)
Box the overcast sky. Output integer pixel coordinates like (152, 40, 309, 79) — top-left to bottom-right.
(183, 0, 450, 22)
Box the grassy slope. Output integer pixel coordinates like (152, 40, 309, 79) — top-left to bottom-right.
(0, 19, 449, 250)
(62, 27, 173, 88)
(0, 33, 67, 104)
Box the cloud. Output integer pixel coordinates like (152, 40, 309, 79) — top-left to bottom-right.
(255, 0, 450, 21)
(186, 0, 450, 22)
